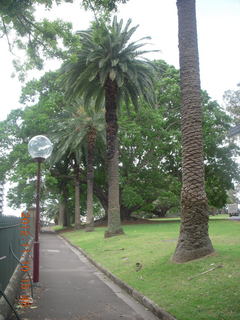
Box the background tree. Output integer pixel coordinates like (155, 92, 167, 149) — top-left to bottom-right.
(172, 0, 214, 263)
(203, 93, 240, 208)
(48, 161, 73, 227)
(227, 186, 240, 205)
(224, 84, 240, 125)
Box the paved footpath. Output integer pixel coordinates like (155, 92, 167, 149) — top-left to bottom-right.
(19, 232, 159, 320)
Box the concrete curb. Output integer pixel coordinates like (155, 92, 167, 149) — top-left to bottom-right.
(0, 240, 33, 320)
(61, 235, 177, 320)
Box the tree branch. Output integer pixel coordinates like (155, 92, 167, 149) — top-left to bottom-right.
(188, 265, 223, 280)
(19, 14, 44, 35)
(1, 17, 14, 54)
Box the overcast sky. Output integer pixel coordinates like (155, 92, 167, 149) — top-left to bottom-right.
(1, 0, 240, 214)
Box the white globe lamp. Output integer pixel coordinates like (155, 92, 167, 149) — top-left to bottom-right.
(28, 135, 53, 161)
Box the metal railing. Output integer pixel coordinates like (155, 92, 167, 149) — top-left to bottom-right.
(0, 216, 22, 295)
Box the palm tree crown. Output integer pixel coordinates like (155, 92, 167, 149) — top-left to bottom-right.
(51, 106, 104, 164)
(61, 16, 157, 111)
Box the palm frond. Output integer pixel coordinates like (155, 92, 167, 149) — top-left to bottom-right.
(59, 15, 158, 113)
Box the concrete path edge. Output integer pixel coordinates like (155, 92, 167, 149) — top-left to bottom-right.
(0, 240, 33, 320)
(60, 234, 177, 320)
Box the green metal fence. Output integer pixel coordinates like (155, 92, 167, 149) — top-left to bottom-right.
(0, 216, 22, 294)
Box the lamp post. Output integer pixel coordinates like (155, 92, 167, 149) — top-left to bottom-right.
(28, 135, 53, 284)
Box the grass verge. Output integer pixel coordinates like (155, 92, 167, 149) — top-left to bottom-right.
(62, 220, 240, 320)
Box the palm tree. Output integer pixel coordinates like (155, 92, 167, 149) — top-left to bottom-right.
(172, 0, 214, 262)
(61, 16, 156, 237)
(49, 160, 72, 227)
(74, 107, 105, 231)
(50, 108, 83, 229)
(51, 106, 105, 230)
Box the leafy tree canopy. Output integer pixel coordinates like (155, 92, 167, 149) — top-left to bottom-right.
(203, 93, 240, 207)
(223, 84, 240, 125)
(0, 0, 129, 77)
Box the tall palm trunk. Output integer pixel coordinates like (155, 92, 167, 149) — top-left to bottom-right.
(62, 183, 70, 227)
(172, 0, 214, 263)
(104, 79, 124, 237)
(85, 128, 96, 232)
(58, 200, 64, 226)
(74, 164, 81, 229)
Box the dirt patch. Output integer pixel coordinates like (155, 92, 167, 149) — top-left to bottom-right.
(54, 227, 75, 233)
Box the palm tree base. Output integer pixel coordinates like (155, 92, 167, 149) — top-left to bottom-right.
(172, 242, 214, 263)
(85, 225, 94, 232)
(104, 228, 124, 238)
(74, 224, 82, 230)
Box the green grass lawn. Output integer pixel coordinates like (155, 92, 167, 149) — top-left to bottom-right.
(62, 220, 240, 320)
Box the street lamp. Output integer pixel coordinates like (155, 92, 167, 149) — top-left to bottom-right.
(28, 135, 53, 283)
